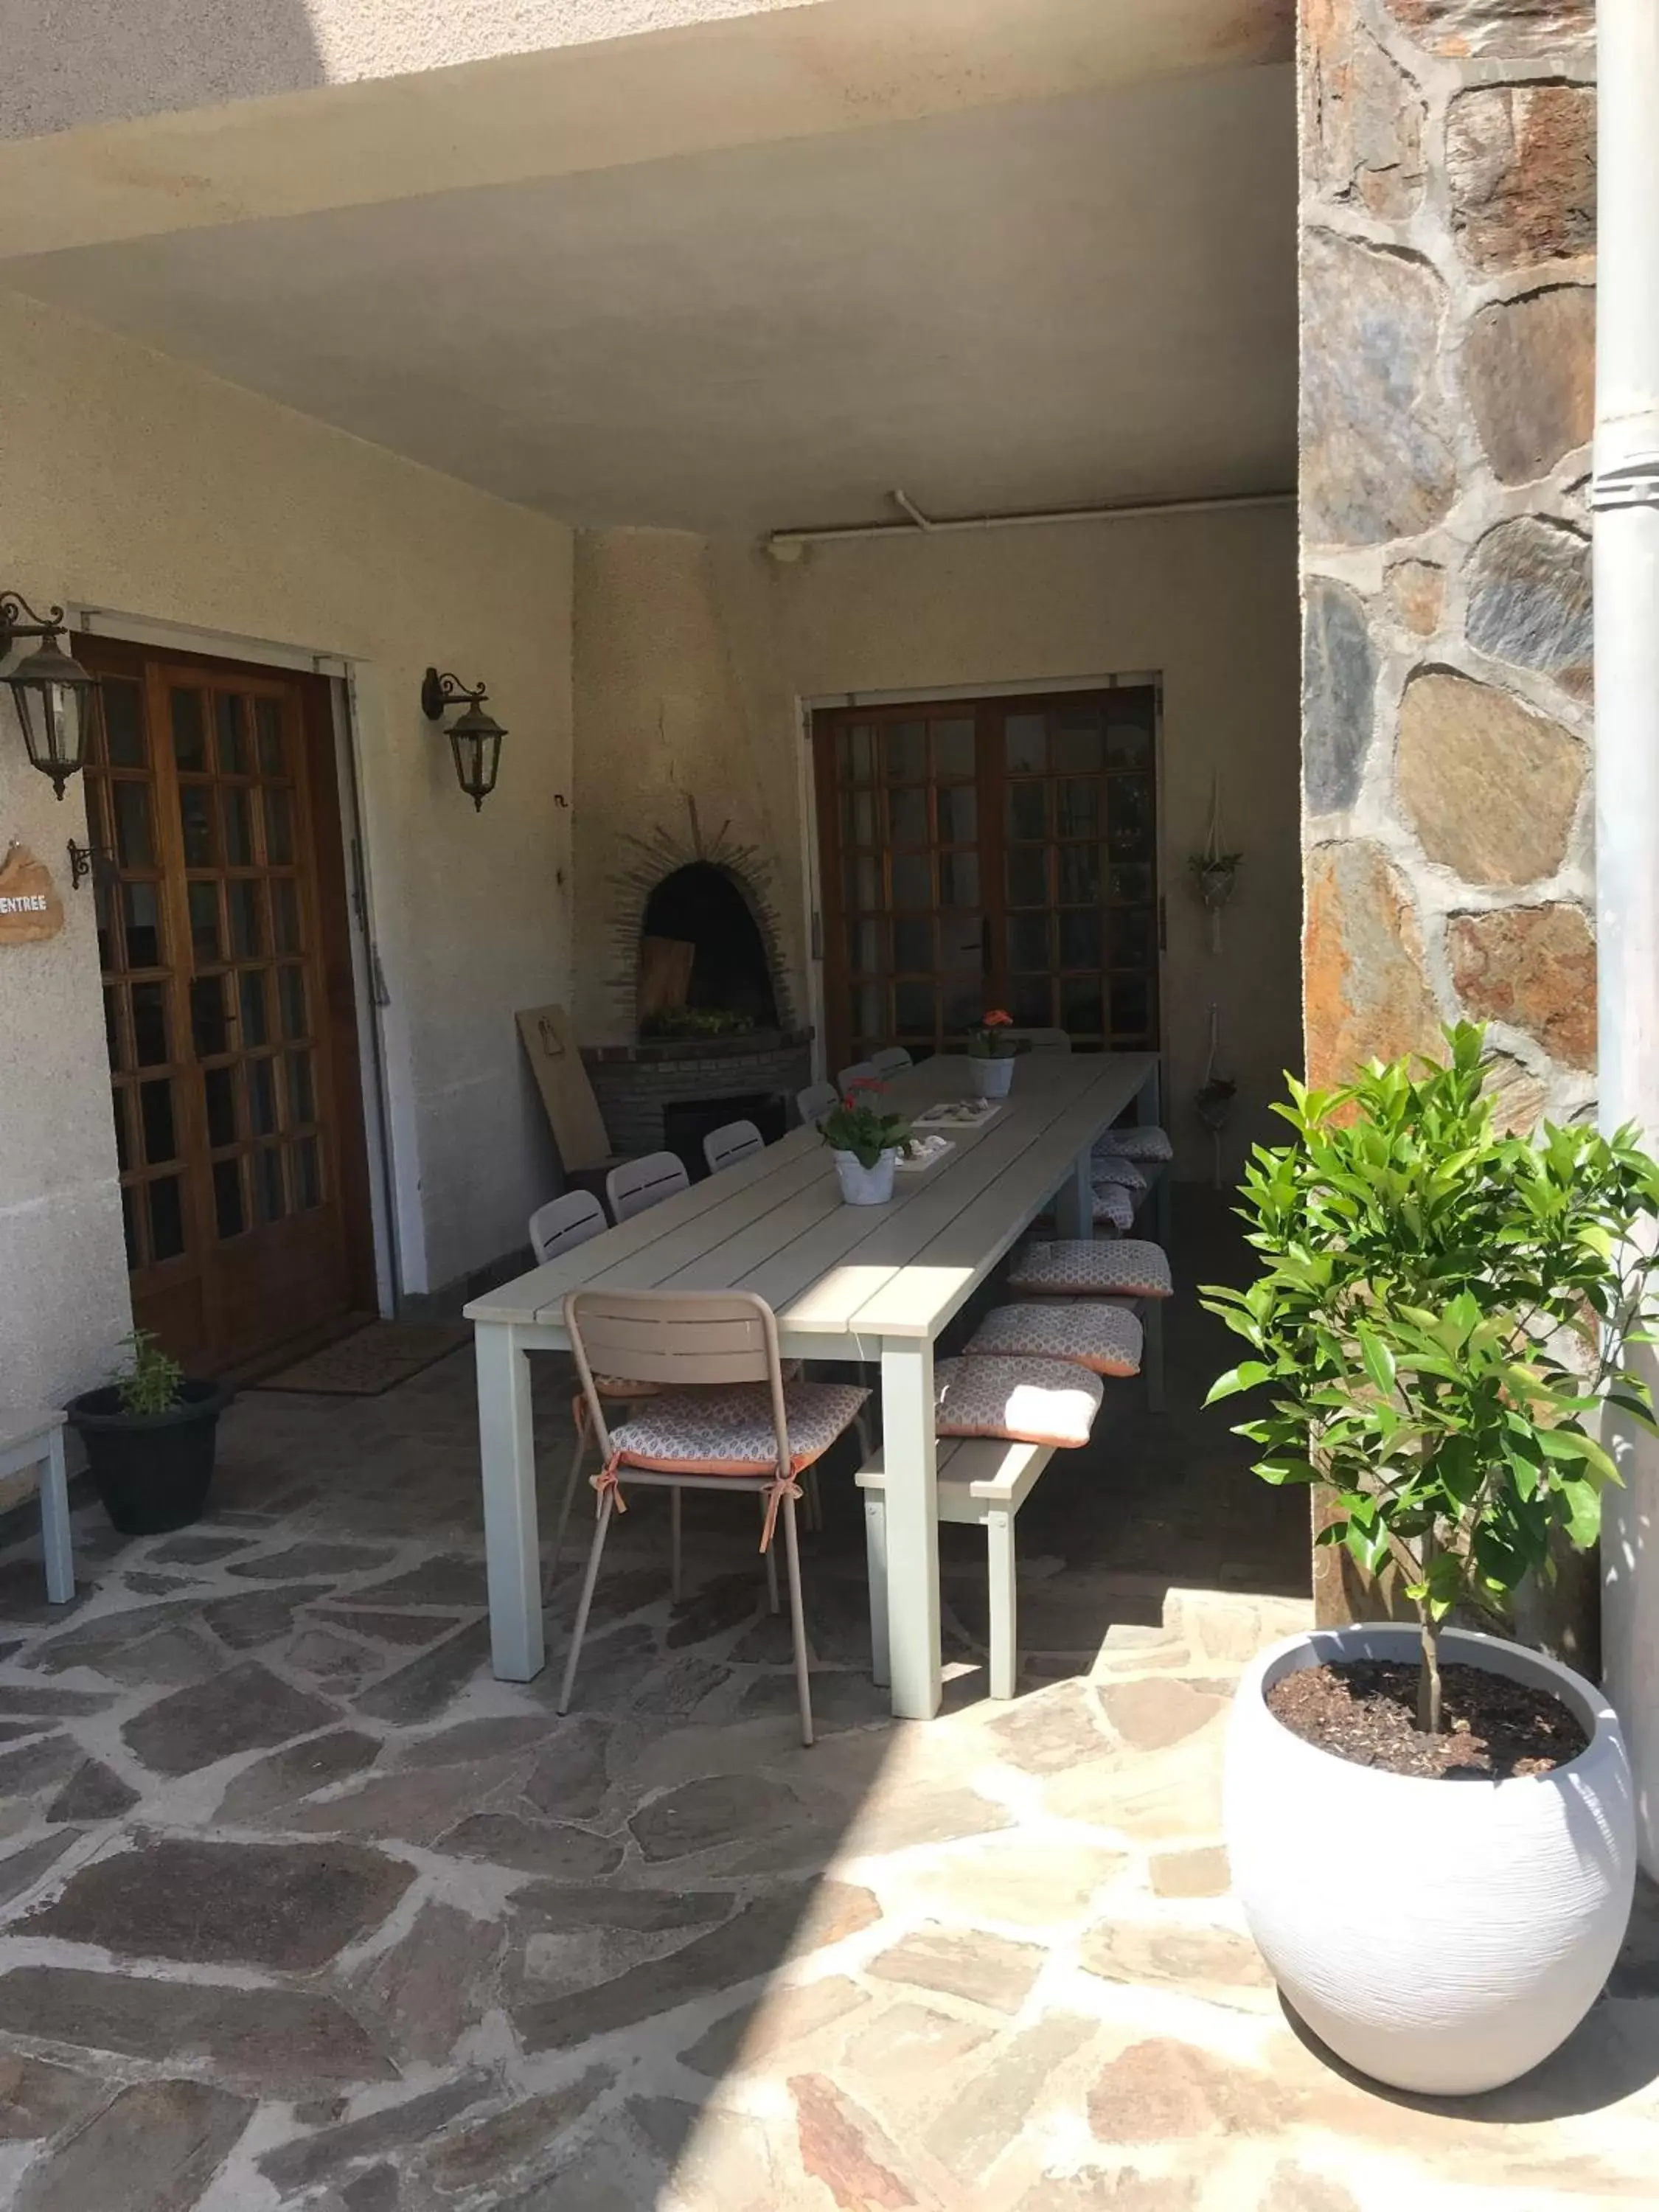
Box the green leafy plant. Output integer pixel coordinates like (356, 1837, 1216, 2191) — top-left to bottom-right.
(114, 1328, 185, 1418)
(1203, 1023, 1659, 1733)
(819, 1082, 911, 1169)
(966, 1009, 1018, 1060)
(1188, 851, 1242, 878)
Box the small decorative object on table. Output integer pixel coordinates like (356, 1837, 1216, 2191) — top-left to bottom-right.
(68, 1328, 224, 1535)
(1204, 1023, 1659, 2097)
(819, 1082, 911, 1206)
(966, 1009, 1018, 1098)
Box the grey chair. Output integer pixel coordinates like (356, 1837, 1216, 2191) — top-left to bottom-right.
(837, 1060, 881, 1090)
(870, 1046, 914, 1075)
(796, 1080, 838, 1125)
(704, 1119, 765, 1175)
(605, 1150, 689, 1223)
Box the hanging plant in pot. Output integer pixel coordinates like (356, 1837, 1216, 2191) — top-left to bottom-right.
(965, 1009, 1019, 1098)
(68, 1329, 225, 1536)
(820, 1082, 911, 1206)
(1204, 1024, 1659, 2097)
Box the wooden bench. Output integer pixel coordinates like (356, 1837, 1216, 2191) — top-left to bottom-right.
(0, 1410, 74, 1604)
(857, 1436, 1054, 1700)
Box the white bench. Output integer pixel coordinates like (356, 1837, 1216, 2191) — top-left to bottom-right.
(0, 1410, 74, 1604)
(857, 1436, 1054, 1700)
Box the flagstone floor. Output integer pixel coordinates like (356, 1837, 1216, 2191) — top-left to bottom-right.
(0, 1201, 1655, 2210)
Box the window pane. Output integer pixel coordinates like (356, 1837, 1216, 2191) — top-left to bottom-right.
(1006, 847, 1048, 908)
(139, 1077, 177, 1165)
(841, 790, 877, 847)
(228, 880, 265, 960)
(121, 1183, 140, 1270)
(939, 851, 980, 908)
(1006, 782, 1047, 841)
(191, 975, 233, 1058)
(943, 978, 983, 1033)
(239, 970, 268, 1048)
(1109, 862, 1154, 905)
(848, 919, 886, 974)
(1112, 907, 1156, 967)
(263, 786, 294, 866)
(292, 1136, 321, 1211)
(171, 689, 206, 770)
(285, 1051, 316, 1127)
(1108, 778, 1155, 860)
(883, 723, 926, 783)
(936, 786, 977, 845)
(1062, 976, 1104, 1034)
(103, 988, 125, 1071)
(95, 871, 116, 971)
(844, 855, 880, 912)
(1110, 975, 1152, 1035)
(893, 919, 935, 974)
(204, 1063, 238, 1147)
(277, 965, 307, 1040)
(111, 1086, 131, 1172)
(270, 878, 301, 954)
(149, 1175, 186, 1262)
(1057, 844, 1101, 906)
(215, 695, 249, 776)
(1106, 703, 1154, 769)
(891, 856, 932, 911)
(894, 981, 935, 1034)
(889, 787, 928, 847)
(1059, 910, 1102, 968)
(1007, 915, 1049, 973)
(1006, 715, 1046, 774)
(131, 982, 169, 1065)
(255, 1147, 287, 1223)
(1055, 779, 1099, 841)
(248, 1056, 277, 1136)
(853, 983, 886, 1040)
(838, 723, 876, 782)
(221, 787, 253, 866)
(121, 882, 163, 969)
(112, 782, 153, 869)
(214, 1158, 246, 1240)
(1052, 714, 1104, 774)
(103, 679, 145, 767)
(1010, 975, 1052, 1026)
(189, 880, 223, 962)
(255, 698, 286, 777)
(932, 719, 975, 779)
(178, 782, 215, 866)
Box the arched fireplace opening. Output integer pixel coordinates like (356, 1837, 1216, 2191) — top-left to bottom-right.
(640, 862, 779, 1032)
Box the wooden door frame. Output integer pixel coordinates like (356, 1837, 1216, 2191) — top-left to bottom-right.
(80, 632, 378, 1371)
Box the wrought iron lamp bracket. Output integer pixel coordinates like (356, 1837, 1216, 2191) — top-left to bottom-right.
(0, 591, 66, 658)
(421, 667, 489, 720)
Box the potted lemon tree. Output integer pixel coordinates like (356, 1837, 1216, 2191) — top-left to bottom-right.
(1206, 1025, 1659, 2096)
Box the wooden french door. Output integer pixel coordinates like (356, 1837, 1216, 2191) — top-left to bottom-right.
(80, 636, 375, 1376)
(813, 687, 1161, 1073)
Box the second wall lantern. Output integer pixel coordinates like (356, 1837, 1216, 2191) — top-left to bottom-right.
(421, 667, 504, 812)
(1, 590, 104, 799)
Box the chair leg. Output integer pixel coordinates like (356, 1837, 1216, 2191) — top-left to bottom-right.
(781, 1492, 814, 1748)
(986, 1507, 1018, 1700)
(669, 1486, 684, 1606)
(803, 1461, 823, 1533)
(39, 1430, 73, 1607)
(557, 1489, 614, 1715)
(1144, 1298, 1166, 1415)
(546, 1425, 588, 1597)
(763, 1501, 781, 1613)
(864, 1497, 891, 1689)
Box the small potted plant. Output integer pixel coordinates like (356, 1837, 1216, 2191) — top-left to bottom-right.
(68, 1329, 225, 1536)
(820, 1083, 911, 1205)
(1204, 1025, 1657, 2096)
(965, 1009, 1019, 1098)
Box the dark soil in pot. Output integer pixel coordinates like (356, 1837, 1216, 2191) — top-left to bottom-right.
(1267, 1660, 1588, 1781)
(67, 1381, 223, 1536)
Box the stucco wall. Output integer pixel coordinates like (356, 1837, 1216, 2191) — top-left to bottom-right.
(571, 508, 1302, 1180)
(0, 287, 573, 1408)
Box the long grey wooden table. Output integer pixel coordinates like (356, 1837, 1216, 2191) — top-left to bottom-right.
(465, 1049, 1160, 1717)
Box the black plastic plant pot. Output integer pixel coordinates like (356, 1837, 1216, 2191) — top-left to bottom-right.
(66, 1380, 224, 1536)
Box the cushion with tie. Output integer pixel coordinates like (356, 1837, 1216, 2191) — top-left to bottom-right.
(934, 1357, 1104, 1449)
(1094, 1124, 1173, 1164)
(1092, 1182, 1135, 1231)
(1006, 1239, 1173, 1299)
(964, 1301, 1142, 1376)
(602, 1379, 867, 1476)
(1091, 1154, 1149, 1192)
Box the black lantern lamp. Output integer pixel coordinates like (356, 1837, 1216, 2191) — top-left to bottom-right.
(421, 667, 504, 812)
(1, 591, 103, 799)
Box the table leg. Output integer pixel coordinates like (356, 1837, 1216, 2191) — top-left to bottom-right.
(476, 1321, 543, 1681)
(1056, 1147, 1093, 1239)
(39, 1429, 73, 1605)
(1140, 1063, 1173, 1249)
(880, 1338, 941, 1719)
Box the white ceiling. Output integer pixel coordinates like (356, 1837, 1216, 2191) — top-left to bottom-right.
(3, 63, 1296, 535)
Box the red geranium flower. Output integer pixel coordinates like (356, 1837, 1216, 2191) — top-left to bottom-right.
(983, 1009, 1013, 1026)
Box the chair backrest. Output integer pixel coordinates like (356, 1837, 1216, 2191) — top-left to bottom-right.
(1006, 1027, 1071, 1054)
(564, 1288, 789, 1466)
(837, 1060, 881, 1091)
(870, 1046, 913, 1075)
(796, 1080, 838, 1126)
(529, 1189, 608, 1266)
(605, 1150, 690, 1223)
(703, 1118, 765, 1175)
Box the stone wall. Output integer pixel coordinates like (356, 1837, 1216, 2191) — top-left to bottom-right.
(1298, 0, 1596, 1618)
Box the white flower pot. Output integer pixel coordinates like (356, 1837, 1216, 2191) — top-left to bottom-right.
(970, 1056, 1015, 1099)
(1225, 1622, 1635, 2096)
(833, 1147, 897, 1205)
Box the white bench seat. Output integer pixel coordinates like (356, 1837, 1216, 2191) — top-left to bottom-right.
(857, 1436, 1054, 1700)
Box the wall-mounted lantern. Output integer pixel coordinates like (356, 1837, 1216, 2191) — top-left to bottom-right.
(421, 667, 504, 812)
(1, 591, 104, 799)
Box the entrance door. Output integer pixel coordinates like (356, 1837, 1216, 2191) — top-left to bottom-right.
(81, 636, 375, 1376)
(813, 687, 1161, 1072)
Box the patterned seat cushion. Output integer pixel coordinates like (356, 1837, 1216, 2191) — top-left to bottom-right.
(1091, 1182, 1135, 1232)
(1094, 1125, 1173, 1164)
(604, 1380, 867, 1475)
(964, 1301, 1143, 1377)
(1006, 1239, 1173, 1299)
(934, 1357, 1103, 1449)
(1091, 1154, 1149, 1193)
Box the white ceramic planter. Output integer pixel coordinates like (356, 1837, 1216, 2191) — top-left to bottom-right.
(970, 1056, 1015, 1099)
(1226, 1622, 1635, 2096)
(833, 1147, 897, 1205)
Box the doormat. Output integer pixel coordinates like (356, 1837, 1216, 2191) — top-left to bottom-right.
(256, 1321, 470, 1397)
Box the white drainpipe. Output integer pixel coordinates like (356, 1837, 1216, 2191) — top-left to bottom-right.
(1596, 0, 1659, 1878)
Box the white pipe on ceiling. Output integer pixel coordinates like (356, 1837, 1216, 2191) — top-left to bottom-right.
(765, 486, 1295, 556)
